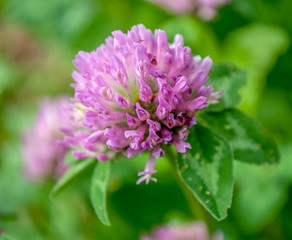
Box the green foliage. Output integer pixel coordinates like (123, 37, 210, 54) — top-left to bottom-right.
(0, 57, 19, 97)
(222, 23, 290, 114)
(3, 0, 96, 43)
(64, 152, 77, 164)
(1, 0, 291, 238)
(50, 159, 95, 197)
(174, 63, 279, 221)
(90, 161, 111, 225)
(200, 109, 279, 164)
(206, 63, 247, 111)
(0, 236, 12, 240)
(52, 61, 279, 225)
(177, 124, 233, 220)
(233, 144, 292, 231)
(258, 89, 292, 142)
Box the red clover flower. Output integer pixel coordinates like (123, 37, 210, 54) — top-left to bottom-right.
(65, 24, 222, 184)
(141, 221, 223, 240)
(147, 0, 231, 20)
(21, 98, 71, 180)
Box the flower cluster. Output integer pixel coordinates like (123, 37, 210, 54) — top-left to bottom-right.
(141, 221, 223, 240)
(21, 98, 71, 180)
(66, 24, 221, 184)
(147, 0, 231, 20)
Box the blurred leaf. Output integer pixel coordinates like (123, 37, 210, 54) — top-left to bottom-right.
(258, 89, 292, 142)
(50, 159, 95, 197)
(231, 0, 258, 18)
(3, 0, 96, 43)
(232, 0, 292, 29)
(0, 175, 34, 215)
(206, 63, 247, 111)
(222, 23, 290, 115)
(0, 236, 13, 240)
(177, 124, 233, 220)
(0, 57, 19, 97)
(90, 161, 111, 225)
(200, 109, 279, 164)
(49, 192, 85, 239)
(233, 144, 292, 231)
(162, 16, 202, 48)
(64, 152, 77, 164)
(0, 142, 37, 215)
(110, 180, 192, 229)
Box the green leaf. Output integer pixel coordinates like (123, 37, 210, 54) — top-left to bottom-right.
(50, 159, 96, 197)
(222, 23, 289, 114)
(206, 63, 247, 112)
(0, 237, 12, 240)
(3, 0, 96, 43)
(90, 161, 111, 225)
(234, 161, 286, 231)
(233, 144, 292, 231)
(64, 152, 77, 164)
(0, 57, 19, 97)
(200, 109, 280, 164)
(177, 124, 233, 220)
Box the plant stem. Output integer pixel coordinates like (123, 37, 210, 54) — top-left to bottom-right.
(165, 147, 214, 232)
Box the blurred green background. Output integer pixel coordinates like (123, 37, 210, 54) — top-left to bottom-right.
(0, 0, 292, 239)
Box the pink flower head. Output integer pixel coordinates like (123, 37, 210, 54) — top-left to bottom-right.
(68, 24, 221, 184)
(21, 97, 72, 180)
(141, 221, 223, 240)
(147, 0, 231, 20)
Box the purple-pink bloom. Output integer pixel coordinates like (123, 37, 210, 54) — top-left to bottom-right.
(147, 0, 231, 20)
(21, 97, 71, 180)
(141, 221, 223, 240)
(67, 24, 221, 184)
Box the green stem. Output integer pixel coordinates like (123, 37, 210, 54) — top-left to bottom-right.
(165, 147, 214, 231)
